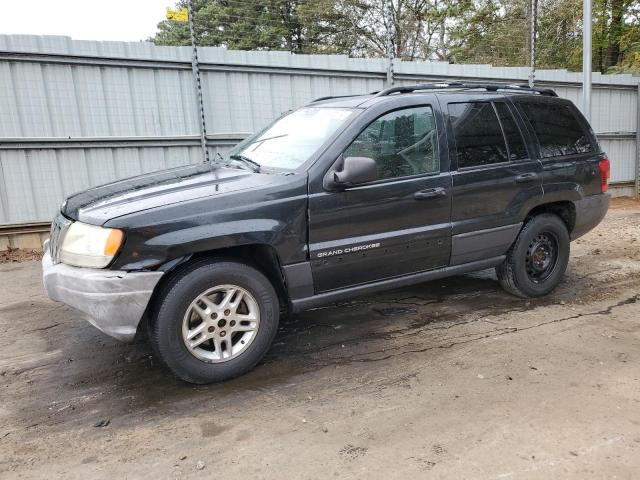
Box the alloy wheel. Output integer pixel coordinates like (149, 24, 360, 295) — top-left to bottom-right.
(181, 285, 260, 363)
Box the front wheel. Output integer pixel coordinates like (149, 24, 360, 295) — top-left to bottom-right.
(496, 214, 570, 298)
(150, 259, 279, 384)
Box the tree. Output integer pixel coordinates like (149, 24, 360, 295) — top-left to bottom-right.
(447, 0, 530, 66)
(154, 0, 299, 51)
(536, 0, 582, 71)
(153, 0, 362, 54)
(154, 0, 468, 60)
(614, 0, 640, 72)
(594, 0, 640, 72)
(152, 0, 640, 73)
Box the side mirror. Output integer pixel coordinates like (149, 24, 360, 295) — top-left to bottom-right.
(325, 156, 378, 190)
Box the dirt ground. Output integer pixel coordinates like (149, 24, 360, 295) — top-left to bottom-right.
(1, 198, 640, 480)
(0, 248, 41, 264)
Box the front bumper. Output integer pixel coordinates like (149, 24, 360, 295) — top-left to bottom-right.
(42, 244, 164, 342)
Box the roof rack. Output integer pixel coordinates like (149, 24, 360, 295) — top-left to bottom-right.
(374, 82, 557, 97)
(311, 94, 361, 103)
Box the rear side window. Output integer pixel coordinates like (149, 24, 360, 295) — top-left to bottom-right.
(518, 102, 593, 157)
(494, 102, 528, 160)
(448, 102, 508, 168)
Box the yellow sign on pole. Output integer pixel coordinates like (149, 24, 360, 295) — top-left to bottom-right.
(166, 7, 189, 22)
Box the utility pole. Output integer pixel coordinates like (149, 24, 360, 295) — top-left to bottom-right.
(186, 0, 210, 163)
(635, 83, 640, 199)
(528, 0, 538, 88)
(582, 0, 592, 120)
(386, 0, 394, 87)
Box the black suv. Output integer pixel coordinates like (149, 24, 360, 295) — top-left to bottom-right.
(43, 83, 610, 383)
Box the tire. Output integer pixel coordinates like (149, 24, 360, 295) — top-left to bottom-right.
(496, 214, 570, 298)
(149, 258, 279, 384)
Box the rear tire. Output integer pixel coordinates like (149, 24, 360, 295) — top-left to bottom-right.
(150, 258, 279, 384)
(496, 214, 570, 298)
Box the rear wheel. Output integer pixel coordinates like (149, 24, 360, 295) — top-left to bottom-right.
(150, 259, 279, 384)
(496, 214, 570, 298)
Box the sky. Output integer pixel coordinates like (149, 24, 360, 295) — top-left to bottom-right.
(0, 0, 176, 42)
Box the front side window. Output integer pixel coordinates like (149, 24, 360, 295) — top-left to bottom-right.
(518, 101, 593, 157)
(343, 106, 439, 180)
(448, 102, 508, 168)
(226, 107, 354, 170)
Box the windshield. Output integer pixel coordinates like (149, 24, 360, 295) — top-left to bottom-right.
(223, 107, 355, 170)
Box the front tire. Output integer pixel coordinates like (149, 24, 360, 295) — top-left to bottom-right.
(496, 214, 570, 298)
(150, 259, 279, 384)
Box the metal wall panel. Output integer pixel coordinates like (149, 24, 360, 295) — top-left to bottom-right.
(0, 145, 233, 224)
(599, 139, 637, 183)
(0, 34, 638, 226)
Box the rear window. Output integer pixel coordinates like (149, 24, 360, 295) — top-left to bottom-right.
(518, 101, 594, 157)
(448, 102, 508, 168)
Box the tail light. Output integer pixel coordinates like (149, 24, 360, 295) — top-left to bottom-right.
(598, 158, 610, 193)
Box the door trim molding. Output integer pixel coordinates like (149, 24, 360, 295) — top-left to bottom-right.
(450, 223, 521, 266)
(309, 222, 450, 259)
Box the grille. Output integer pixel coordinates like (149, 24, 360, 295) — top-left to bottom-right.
(49, 213, 72, 263)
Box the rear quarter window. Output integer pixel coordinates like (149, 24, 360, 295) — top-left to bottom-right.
(518, 101, 594, 157)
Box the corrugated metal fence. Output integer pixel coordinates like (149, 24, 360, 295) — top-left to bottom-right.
(0, 34, 638, 240)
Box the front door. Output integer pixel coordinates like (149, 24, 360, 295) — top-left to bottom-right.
(308, 102, 452, 293)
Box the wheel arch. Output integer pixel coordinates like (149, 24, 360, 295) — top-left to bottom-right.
(525, 201, 576, 234)
(142, 244, 290, 335)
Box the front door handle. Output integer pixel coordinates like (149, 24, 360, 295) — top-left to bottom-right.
(414, 187, 447, 200)
(515, 172, 539, 183)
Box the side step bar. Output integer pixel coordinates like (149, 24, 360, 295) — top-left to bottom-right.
(290, 256, 505, 313)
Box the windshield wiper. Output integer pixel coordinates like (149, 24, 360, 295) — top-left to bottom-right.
(243, 133, 288, 147)
(229, 154, 261, 172)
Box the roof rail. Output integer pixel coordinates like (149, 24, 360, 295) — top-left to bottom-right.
(311, 94, 361, 103)
(374, 82, 558, 97)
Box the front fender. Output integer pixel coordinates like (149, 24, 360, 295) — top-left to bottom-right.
(111, 213, 306, 271)
(150, 219, 287, 266)
(105, 178, 309, 271)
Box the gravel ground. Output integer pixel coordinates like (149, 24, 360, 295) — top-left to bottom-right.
(1, 198, 640, 479)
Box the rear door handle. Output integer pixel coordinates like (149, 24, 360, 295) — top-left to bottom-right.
(515, 172, 539, 183)
(414, 187, 447, 200)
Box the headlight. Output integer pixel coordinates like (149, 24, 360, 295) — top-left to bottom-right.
(59, 222, 123, 268)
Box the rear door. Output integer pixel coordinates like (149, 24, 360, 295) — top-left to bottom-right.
(447, 98, 543, 265)
(307, 98, 452, 293)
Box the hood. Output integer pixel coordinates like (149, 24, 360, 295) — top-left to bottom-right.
(62, 164, 277, 225)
